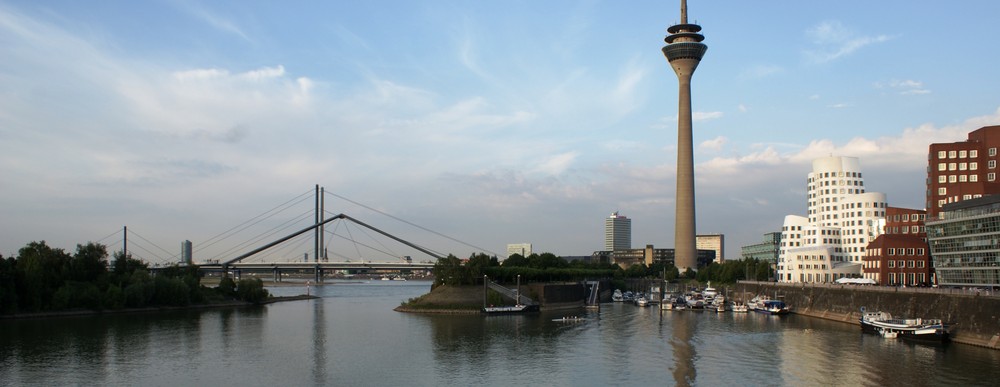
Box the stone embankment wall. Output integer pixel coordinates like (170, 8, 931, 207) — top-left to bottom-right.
(528, 283, 586, 310)
(736, 282, 1000, 349)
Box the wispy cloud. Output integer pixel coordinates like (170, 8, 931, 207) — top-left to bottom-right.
(875, 79, 931, 95)
(804, 21, 893, 63)
(180, 3, 252, 43)
(700, 136, 728, 151)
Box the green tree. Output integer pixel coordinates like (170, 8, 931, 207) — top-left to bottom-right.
(236, 278, 269, 304)
(218, 276, 237, 297)
(432, 254, 466, 287)
(17, 241, 72, 311)
(69, 242, 109, 283)
(0, 255, 18, 314)
(502, 254, 528, 267)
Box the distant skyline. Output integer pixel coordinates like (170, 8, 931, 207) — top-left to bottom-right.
(3, 1, 1000, 263)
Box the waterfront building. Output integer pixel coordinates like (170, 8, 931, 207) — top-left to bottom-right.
(927, 125, 1000, 218)
(696, 234, 725, 263)
(506, 243, 532, 259)
(741, 232, 780, 266)
(604, 212, 632, 251)
(862, 207, 931, 286)
(777, 156, 888, 283)
(927, 195, 1000, 287)
(606, 244, 714, 270)
(662, 0, 707, 273)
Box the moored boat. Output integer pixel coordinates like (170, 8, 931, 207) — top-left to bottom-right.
(859, 308, 951, 343)
(612, 289, 624, 302)
(754, 300, 789, 315)
(483, 304, 540, 314)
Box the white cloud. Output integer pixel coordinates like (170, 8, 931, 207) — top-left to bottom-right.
(875, 79, 931, 95)
(699, 136, 727, 151)
(531, 152, 579, 176)
(694, 111, 724, 121)
(804, 21, 894, 63)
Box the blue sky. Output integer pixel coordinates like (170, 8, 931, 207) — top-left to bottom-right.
(3, 1, 1000, 264)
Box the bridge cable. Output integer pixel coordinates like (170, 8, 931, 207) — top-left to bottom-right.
(127, 228, 176, 262)
(195, 189, 312, 254)
(326, 191, 498, 256)
(210, 210, 313, 261)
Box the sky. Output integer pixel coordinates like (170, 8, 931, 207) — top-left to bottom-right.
(3, 1, 1000, 264)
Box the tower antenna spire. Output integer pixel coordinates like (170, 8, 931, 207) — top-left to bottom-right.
(680, 0, 688, 24)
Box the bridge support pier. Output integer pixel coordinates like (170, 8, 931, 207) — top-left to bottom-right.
(273, 268, 280, 283)
(314, 266, 323, 283)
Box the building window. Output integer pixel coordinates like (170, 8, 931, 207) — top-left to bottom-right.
(938, 163, 947, 171)
(888, 260, 895, 268)
(960, 175, 968, 182)
(971, 150, 978, 158)
(949, 163, 957, 171)
(949, 175, 957, 183)
(971, 162, 978, 170)
(990, 173, 996, 182)
(990, 160, 997, 169)
(908, 260, 915, 268)
(938, 150, 947, 159)
(960, 150, 967, 158)
(991, 148, 997, 156)
(938, 187, 947, 195)
(918, 261, 925, 268)
(960, 163, 967, 171)
(971, 175, 979, 182)
(949, 150, 957, 158)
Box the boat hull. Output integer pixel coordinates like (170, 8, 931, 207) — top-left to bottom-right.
(482, 304, 540, 314)
(859, 311, 950, 343)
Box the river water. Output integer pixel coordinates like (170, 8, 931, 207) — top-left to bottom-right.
(2, 280, 998, 386)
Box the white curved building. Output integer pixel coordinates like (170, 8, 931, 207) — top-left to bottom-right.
(777, 156, 887, 283)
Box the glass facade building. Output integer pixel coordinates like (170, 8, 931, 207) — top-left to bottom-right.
(927, 195, 1000, 287)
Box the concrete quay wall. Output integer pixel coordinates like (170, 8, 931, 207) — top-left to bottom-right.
(736, 282, 1000, 349)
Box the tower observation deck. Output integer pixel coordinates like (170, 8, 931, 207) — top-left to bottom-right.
(663, 0, 706, 273)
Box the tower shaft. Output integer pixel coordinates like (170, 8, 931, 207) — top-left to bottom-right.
(663, 0, 706, 273)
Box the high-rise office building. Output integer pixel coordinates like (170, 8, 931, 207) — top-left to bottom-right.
(696, 234, 724, 263)
(181, 240, 192, 265)
(926, 125, 1000, 218)
(777, 156, 888, 283)
(604, 212, 631, 251)
(506, 243, 532, 258)
(663, 0, 707, 273)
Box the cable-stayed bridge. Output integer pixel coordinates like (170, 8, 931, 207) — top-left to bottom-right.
(100, 185, 496, 281)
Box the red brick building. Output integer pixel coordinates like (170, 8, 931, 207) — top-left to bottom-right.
(863, 207, 932, 286)
(927, 125, 1000, 218)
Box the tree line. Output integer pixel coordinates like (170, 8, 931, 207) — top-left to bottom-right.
(431, 252, 774, 289)
(0, 241, 268, 315)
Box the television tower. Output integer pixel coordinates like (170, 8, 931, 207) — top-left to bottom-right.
(663, 0, 706, 273)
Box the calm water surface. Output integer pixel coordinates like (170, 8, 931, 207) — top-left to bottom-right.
(2, 280, 999, 386)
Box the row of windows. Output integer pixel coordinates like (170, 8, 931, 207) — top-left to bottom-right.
(936, 267, 1000, 286)
(811, 171, 862, 180)
(886, 225, 924, 234)
(862, 260, 926, 268)
(936, 162, 982, 171)
(937, 174, 980, 183)
(936, 194, 985, 208)
(889, 213, 925, 222)
(886, 272, 928, 286)
(937, 150, 979, 159)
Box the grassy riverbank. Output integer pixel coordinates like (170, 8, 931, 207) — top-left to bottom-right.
(394, 284, 482, 314)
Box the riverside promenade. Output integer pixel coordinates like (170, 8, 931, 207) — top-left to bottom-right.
(736, 281, 1000, 349)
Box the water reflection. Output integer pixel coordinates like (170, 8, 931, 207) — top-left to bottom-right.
(667, 312, 696, 386)
(312, 299, 327, 385)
